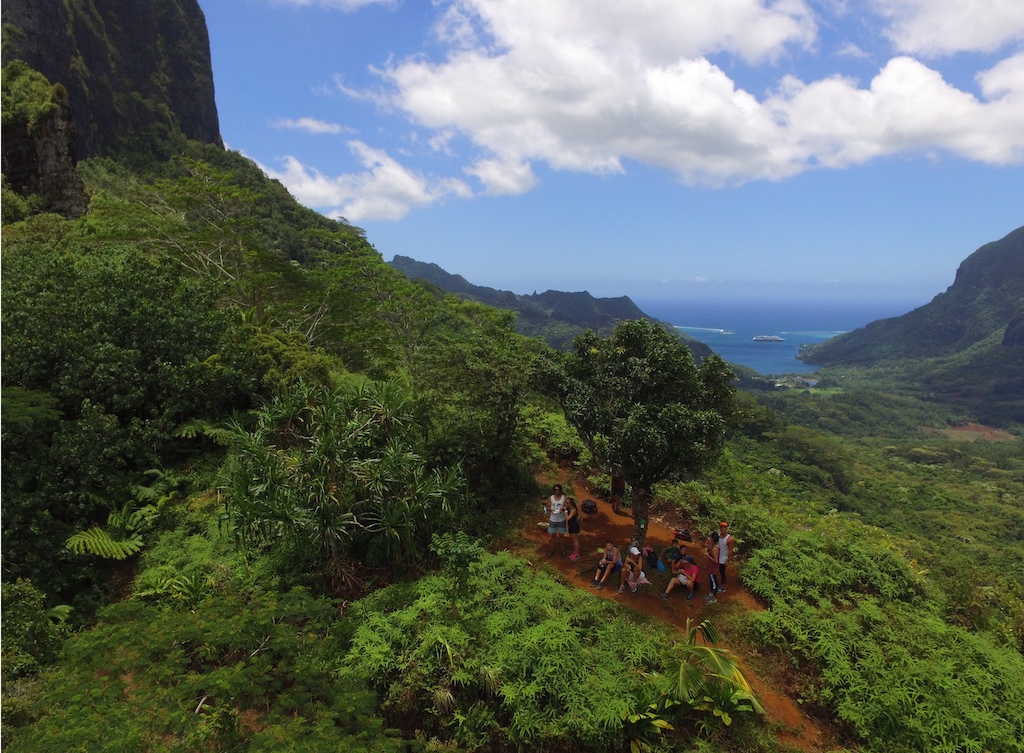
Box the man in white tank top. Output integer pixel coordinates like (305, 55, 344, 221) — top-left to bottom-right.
(718, 521, 733, 591)
(545, 484, 568, 556)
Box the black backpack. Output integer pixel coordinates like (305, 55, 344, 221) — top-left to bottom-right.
(581, 499, 598, 514)
(643, 546, 659, 570)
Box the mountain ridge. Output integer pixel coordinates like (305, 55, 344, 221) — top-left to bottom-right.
(801, 225, 1024, 421)
(389, 254, 715, 358)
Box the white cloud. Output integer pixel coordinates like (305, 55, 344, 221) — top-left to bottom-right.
(464, 157, 538, 195)
(978, 51, 1024, 99)
(259, 141, 472, 221)
(873, 0, 1024, 55)
(770, 56, 1024, 166)
(358, 0, 1024, 192)
(270, 117, 349, 134)
(836, 42, 869, 59)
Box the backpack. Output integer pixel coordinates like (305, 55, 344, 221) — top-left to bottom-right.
(643, 546, 659, 570)
(581, 499, 598, 514)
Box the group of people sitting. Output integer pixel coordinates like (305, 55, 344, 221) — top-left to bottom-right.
(544, 484, 734, 604)
(587, 524, 732, 603)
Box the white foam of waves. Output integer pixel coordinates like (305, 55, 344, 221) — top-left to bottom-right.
(675, 325, 732, 334)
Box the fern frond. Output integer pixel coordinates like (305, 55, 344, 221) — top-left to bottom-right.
(65, 527, 144, 560)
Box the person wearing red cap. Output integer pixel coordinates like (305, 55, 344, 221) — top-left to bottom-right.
(717, 522, 733, 592)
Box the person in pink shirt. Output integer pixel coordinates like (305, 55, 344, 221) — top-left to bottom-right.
(660, 554, 699, 601)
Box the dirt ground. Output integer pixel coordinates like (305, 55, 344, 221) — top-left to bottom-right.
(516, 472, 833, 752)
(936, 422, 1017, 442)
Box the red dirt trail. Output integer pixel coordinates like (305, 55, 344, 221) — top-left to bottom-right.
(517, 473, 833, 752)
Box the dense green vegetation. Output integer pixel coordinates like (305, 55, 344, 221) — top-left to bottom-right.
(3, 67, 1023, 751)
(541, 320, 737, 548)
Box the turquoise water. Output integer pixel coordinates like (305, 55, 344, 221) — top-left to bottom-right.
(633, 298, 922, 376)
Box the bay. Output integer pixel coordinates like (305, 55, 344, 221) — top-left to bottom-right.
(633, 297, 924, 376)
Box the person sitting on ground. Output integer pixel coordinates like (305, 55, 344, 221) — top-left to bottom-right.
(591, 540, 621, 590)
(619, 545, 645, 593)
(661, 554, 699, 601)
(662, 537, 683, 568)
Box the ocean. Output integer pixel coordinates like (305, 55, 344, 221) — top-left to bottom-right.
(632, 297, 925, 376)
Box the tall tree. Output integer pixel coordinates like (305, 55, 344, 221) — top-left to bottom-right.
(542, 319, 736, 547)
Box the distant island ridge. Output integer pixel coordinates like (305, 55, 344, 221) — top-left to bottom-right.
(390, 255, 911, 376)
(388, 255, 716, 358)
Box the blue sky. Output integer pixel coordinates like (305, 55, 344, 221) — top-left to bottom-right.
(202, 0, 1024, 305)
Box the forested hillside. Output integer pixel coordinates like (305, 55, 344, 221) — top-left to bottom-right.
(801, 226, 1024, 421)
(3, 3, 1024, 753)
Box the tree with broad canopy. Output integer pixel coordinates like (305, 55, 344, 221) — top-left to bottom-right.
(541, 319, 736, 548)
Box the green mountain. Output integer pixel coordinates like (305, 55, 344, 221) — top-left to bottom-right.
(801, 225, 1024, 420)
(389, 254, 715, 357)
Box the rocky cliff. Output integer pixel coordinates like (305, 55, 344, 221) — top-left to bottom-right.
(1, 61, 88, 219)
(2, 0, 222, 160)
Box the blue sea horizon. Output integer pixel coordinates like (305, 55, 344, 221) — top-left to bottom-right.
(632, 297, 924, 376)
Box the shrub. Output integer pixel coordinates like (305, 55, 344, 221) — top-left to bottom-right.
(743, 530, 1024, 753)
(2, 587, 404, 753)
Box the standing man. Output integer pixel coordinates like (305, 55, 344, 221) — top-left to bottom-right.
(717, 522, 733, 592)
(610, 465, 626, 515)
(545, 484, 568, 556)
(704, 531, 720, 604)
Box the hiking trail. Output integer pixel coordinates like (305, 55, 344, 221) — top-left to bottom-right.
(516, 471, 834, 752)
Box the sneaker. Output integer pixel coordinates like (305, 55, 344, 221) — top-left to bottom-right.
(548, 550, 555, 556)
(618, 585, 625, 594)
(569, 553, 580, 561)
(631, 583, 638, 593)
(705, 595, 717, 605)
(659, 592, 668, 600)
(716, 587, 726, 594)
(598, 582, 605, 590)
(686, 593, 693, 601)
(590, 579, 599, 587)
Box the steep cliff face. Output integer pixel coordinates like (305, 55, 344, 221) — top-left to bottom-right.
(1, 61, 88, 219)
(2, 0, 222, 160)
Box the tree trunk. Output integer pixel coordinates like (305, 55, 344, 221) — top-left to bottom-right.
(630, 485, 652, 548)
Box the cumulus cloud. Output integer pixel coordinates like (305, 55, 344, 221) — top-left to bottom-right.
(270, 117, 349, 134)
(364, 0, 1024, 192)
(770, 56, 1024, 166)
(260, 141, 472, 221)
(464, 157, 538, 195)
(978, 51, 1024, 98)
(872, 0, 1024, 55)
(836, 42, 869, 59)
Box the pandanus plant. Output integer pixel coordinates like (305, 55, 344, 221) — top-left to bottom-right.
(220, 378, 465, 588)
